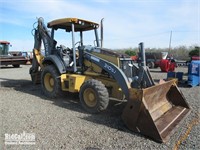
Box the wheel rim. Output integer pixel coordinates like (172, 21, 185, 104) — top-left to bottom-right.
(83, 88, 97, 107)
(44, 73, 54, 92)
(147, 63, 152, 68)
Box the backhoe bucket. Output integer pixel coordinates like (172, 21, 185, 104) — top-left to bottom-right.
(122, 80, 190, 142)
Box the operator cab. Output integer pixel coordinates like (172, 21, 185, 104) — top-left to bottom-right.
(47, 18, 100, 72)
(0, 41, 10, 55)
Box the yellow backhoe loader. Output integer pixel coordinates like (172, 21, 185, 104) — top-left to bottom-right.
(30, 17, 190, 142)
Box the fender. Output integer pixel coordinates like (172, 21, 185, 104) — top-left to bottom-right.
(84, 51, 130, 99)
(42, 55, 66, 74)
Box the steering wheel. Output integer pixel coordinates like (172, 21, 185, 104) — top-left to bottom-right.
(75, 41, 81, 47)
(58, 45, 70, 55)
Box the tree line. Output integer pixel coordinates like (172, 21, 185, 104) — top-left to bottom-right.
(114, 45, 200, 60)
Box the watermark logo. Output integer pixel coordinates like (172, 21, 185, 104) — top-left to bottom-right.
(5, 131, 35, 145)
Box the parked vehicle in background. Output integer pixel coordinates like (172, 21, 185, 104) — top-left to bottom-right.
(21, 51, 33, 64)
(137, 51, 168, 68)
(0, 41, 27, 67)
(159, 58, 176, 72)
(9, 51, 22, 56)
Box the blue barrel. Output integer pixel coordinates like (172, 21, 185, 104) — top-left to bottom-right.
(188, 61, 200, 87)
(167, 72, 176, 78)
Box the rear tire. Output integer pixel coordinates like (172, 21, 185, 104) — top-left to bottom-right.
(147, 61, 155, 68)
(41, 65, 62, 98)
(79, 79, 109, 113)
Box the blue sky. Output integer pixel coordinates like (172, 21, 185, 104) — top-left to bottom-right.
(0, 0, 199, 51)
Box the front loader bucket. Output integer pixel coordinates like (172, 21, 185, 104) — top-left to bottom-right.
(122, 80, 191, 142)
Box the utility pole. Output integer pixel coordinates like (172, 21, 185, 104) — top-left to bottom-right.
(169, 30, 172, 52)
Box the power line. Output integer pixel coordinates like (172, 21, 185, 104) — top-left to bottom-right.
(105, 30, 198, 41)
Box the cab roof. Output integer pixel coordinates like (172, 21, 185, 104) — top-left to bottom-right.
(0, 41, 10, 44)
(47, 18, 99, 32)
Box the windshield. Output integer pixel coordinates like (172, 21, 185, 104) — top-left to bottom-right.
(0, 43, 9, 55)
(53, 29, 99, 48)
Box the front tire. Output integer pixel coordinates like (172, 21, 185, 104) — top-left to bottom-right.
(41, 65, 61, 98)
(79, 79, 109, 113)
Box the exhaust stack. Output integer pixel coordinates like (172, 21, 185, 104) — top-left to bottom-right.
(100, 18, 104, 48)
(138, 42, 146, 67)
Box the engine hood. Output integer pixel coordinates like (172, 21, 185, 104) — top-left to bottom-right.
(84, 46, 130, 58)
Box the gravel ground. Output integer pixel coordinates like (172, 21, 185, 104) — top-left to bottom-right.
(0, 65, 199, 150)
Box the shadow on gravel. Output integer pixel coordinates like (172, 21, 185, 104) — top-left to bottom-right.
(0, 66, 22, 69)
(0, 77, 85, 113)
(0, 77, 144, 138)
(79, 100, 145, 139)
(177, 81, 192, 88)
(0, 77, 45, 98)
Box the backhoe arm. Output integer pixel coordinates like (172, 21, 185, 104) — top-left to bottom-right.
(31, 18, 57, 72)
(34, 17, 56, 56)
(30, 18, 58, 83)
